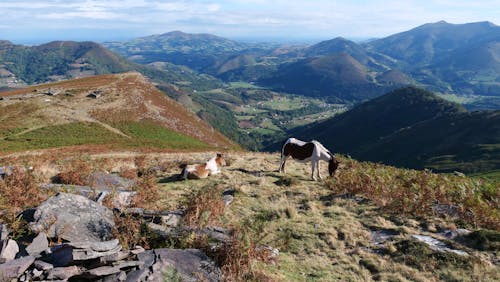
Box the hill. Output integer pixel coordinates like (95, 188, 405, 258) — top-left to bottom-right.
(104, 31, 253, 72)
(291, 86, 500, 173)
(0, 72, 236, 153)
(258, 53, 396, 102)
(0, 150, 497, 280)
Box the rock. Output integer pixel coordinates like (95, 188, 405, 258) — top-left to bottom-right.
(87, 265, 122, 277)
(34, 259, 54, 270)
(100, 251, 130, 264)
(160, 212, 183, 227)
(0, 256, 35, 279)
(412, 234, 468, 256)
(26, 232, 49, 256)
(46, 265, 82, 280)
(72, 244, 122, 261)
(30, 193, 115, 242)
(0, 224, 8, 242)
(440, 229, 471, 240)
(88, 172, 136, 190)
(41, 184, 136, 209)
(222, 189, 235, 206)
(130, 246, 145, 255)
(68, 239, 120, 252)
(0, 166, 13, 179)
(45, 244, 74, 267)
(151, 249, 222, 282)
(0, 239, 19, 261)
(32, 268, 43, 278)
(147, 223, 174, 238)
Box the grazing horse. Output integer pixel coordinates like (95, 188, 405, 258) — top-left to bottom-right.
(180, 153, 226, 180)
(279, 138, 339, 181)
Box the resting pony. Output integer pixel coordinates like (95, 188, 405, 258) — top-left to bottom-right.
(180, 153, 226, 180)
(279, 138, 339, 181)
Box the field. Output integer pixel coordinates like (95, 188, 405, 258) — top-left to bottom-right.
(1, 150, 497, 281)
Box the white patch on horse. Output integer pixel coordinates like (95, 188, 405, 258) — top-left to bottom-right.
(181, 153, 226, 180)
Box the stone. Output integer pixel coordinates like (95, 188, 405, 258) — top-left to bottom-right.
(0, 224, 8, 242)
(160, 212, 183, 227)
(0, 256, 35, 280)
(130, 246, 145, 255)
(412, 234, 468, 256)
(72, 245, 122, 261)
(100, 251, 130, 264)
(34, 260, 54, 270)
(32, 268, 43, 278)
(0, 166, 13, 179)
(87, 172, 136, 190)
(68, 239, 120, 252)
(45, 244, 74, 267)
(0, 239, 19, 261)
(126, 249, 221, 282)
(87, 265, 122, 277)
(147, 223, 174, 238)
(30, 193, 115, 242)
(222, 195, 234, 206)
(440, 229, 471, 240)
(26, 232, 49, 256)
(46, 265, 82, 280)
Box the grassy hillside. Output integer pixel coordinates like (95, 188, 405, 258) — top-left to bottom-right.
(1, 151, 497, 281)
(291, 86, 500, 174)
(0, 73, 236, 154)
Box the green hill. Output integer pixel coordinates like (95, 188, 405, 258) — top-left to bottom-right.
(291, 87, 500, 174)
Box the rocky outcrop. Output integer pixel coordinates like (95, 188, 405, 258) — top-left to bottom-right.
(29, 193, 115, 242)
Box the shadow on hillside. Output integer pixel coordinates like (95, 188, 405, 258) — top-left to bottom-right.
(158, 174, 184, 183)
(319, 193, 370, 206)
(229, 168, 280, 178)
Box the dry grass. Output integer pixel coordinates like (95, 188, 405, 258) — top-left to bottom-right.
(182, 184, 225, 228)
(52, 158, 94, 186)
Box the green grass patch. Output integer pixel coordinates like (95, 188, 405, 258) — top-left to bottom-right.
(228, 81, 262, 89)
(0, 121, 211, 153)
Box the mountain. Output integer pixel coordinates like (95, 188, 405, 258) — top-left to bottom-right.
(291, 86, 500, 173)
(0, 72, 236, 153)
(258, 53, 396, 102)
(104, 31, 254, 72)
(0, 41, 133, 86)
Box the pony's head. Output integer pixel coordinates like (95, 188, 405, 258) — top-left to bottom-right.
(215, 153, 227, 167)
(328, 154, 340, 176)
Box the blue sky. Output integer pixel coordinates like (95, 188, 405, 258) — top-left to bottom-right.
(1, 0, 499, 44)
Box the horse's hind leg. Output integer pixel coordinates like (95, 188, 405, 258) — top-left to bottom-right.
(279, 155, 287, 173)
(311, 161, 318, 181)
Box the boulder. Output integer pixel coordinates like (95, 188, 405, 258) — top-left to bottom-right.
(34, 259, 54, 271)
(126, 249, 221, 282)
(30, 193, 115, 242)
(26, 232, 49, 256)
(0, 256, 35, 280)
(87, 172, 135, 190)
(0, 239, 19, 261)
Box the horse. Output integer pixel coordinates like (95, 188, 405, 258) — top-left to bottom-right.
(279, 138, 339, 181)
(180, 153, 226, 180)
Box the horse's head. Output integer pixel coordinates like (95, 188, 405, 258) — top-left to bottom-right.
(328, 155, 340, 176)
(215, 153, 227, 167)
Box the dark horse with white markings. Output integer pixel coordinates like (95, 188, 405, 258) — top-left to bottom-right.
(279, 138, 339, 181)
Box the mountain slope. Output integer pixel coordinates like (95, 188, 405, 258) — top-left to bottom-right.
(104, 31, 251, 72)
(291, 87, 500, 173)
(0, 72, 236, 153)
(259, 53, 394, 102)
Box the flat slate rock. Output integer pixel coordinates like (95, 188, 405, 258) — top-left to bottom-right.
(0, 239, 19, 261)
(30, 193, 115, 242)
(0, 256, 35, 279)
(26, 232, 49, 256)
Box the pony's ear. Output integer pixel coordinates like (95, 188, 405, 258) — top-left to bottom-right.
(217, 153, 223, 158)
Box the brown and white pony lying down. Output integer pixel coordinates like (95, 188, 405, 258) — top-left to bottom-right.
(279, 138, 339, 181)
(180, 153, 226, 180)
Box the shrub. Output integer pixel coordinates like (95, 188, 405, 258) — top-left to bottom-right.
(182, 184, 225, 228)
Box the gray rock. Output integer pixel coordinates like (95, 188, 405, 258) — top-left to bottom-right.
(412, 234, 468, 256)
(0, 256, 35, 279)
(46, 265, 82, 280)
(130, 246, 145, 255)
(68, 239, 120, 252)
(126, 249, 221, 282)
(88, 172, 136, 190)
(222, 195, 234, 206)
(160, 212, 183, 227)
(34, 259, 54, 270)
(0, 166, 13, 179)
(87, 265, 122, 277)
(440, 229, 471, 240)
(30, 193, 115, 242)
(0, 224, 8, 241)
(26, 232, 49, 256)
(0, 239, 19, 261)
(147, 223, 174, 238)
(32, 268, 44, 278)
(100, 251, 130, 264)
(73, 244, 122, 261)
(45, 244, 74, 267)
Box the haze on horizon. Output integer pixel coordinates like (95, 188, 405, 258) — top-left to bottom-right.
(1, 0, 499, 44)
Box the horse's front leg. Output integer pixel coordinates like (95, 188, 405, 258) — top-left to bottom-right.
(311, 161, 317, 181)
(317, 161, 323, 180)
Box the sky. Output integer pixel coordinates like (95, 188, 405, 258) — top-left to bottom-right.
(1, 0, 499, 44)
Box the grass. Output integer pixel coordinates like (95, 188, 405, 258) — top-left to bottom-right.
(0, 121, 212, 154)
(1, 151, 498, 281)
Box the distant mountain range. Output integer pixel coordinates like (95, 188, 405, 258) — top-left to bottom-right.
(291, 87, 500, 173)
(103, 21, 499, 106)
